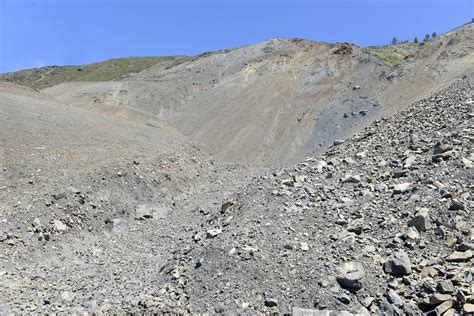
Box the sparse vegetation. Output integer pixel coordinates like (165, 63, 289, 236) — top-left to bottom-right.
(364, 42, 420, 68)
(0, 56, 191, 90)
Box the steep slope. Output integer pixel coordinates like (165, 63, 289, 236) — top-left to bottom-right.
(179, 75, 473, 314)
(41, 39, 390, 165)
(0, 81, 263, 313)
(39, 23, 473, 166)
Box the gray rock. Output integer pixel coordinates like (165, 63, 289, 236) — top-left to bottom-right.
(386, 289, 403, 305)
(407, 208, 431, 231)
(347, 219, 364, 235)
(337, 292, 351, 304)
(393, 183, 411, 194)
(383, 251, 412, 275)
(112, 219, 128, 235)
(206, 228, 223, 238)
(342, 174, 361, 183)
(264, 298, 278, 307)
(336, 262, 365, 290)
(52, 192, 66, 200)
(437, 281, 455, 294)
(53, 219, 67, 232)
(67, 186, 81, 194)
(448, 200, 465, 211)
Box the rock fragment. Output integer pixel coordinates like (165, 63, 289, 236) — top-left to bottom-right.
(206, 229, 223, 238)
(383, 251, 412, 275)
(336, 262, 365, 290)
(407, 208, 431, 231)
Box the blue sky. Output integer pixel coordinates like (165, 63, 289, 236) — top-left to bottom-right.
(0, 0, 472, 72)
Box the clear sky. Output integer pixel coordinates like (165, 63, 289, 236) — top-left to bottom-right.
(0, 0, 472, 72)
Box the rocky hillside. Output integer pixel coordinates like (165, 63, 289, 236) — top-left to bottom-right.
(0, 73, 472, 314)
(171, 75, 474, 314)
(0, 22, 472, 315)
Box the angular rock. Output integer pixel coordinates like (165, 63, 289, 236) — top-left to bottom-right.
(421, 294, 452, 306)
(446, 250, 472, 262)
(435, 300, 454, 315)
(264, 298, 278, 307)
(383, 251, 412, 275)
(53, 219, 67, 232)
(337, 292, 351, 304)
(52, 192, 66, 200)
(393, 183, 411, 194)
(347, 219, 364, 235)
(67, 186, 81, 194)
(448, 200, 465, 211)
(206, 229, 223, 239)
(112, 219, 128, 235)
(407, 208, 431, 231)
(386, 289, 403, 305)
(336, 262, 365, 290)
(463, 304, 474, 314)
(342, 174, 361, 183)
(300, 242, 309, 251)
(437, 281, 455, 294)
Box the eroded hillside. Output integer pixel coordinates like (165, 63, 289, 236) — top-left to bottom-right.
(2, 23, 473, 166)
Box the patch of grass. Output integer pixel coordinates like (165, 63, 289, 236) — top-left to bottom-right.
(364, 42, 425, 68)
(1, 56, 191, 90)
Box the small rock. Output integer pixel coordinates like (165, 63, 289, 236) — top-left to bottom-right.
(52, 192, 66, 200)
(405, 227, 420, 240)
(448, 200, 465, 211)
(300, 242, 309, 251)
(435, 300, 454, 315)
(61, 291, 75, 302)
(437, 281, 455, 294)
(383, 251, 412, 276)
(67, 186, 81, 194)
(342, 174, 361, 183)
(221, 200, 235, 213)
(393, 183, 411, 194)
(264, 298, 278, 307)
(206, 229, 223, 239)
(336, 262, 365, 290)
(347, 219, 364, 235)
(386, 289, 403, 305)
(407, 208, 431, 231)
(421, 294, 452, 306)
(433, 142, 453, 155)
(403, 156, 416, 168)
(420, 266, 438, 278)
(53, 220, 67, 232)
(446, 250, 472, 262)
(112, 219, 128, 235)
(337, 292, 351, 304)
(463, 304, 474, 314)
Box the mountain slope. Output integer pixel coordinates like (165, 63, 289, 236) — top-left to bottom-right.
(179, 74, 473, 314)
(2, 24, 472, 166)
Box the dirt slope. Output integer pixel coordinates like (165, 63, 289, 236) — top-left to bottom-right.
(38, 23, 473, 166)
